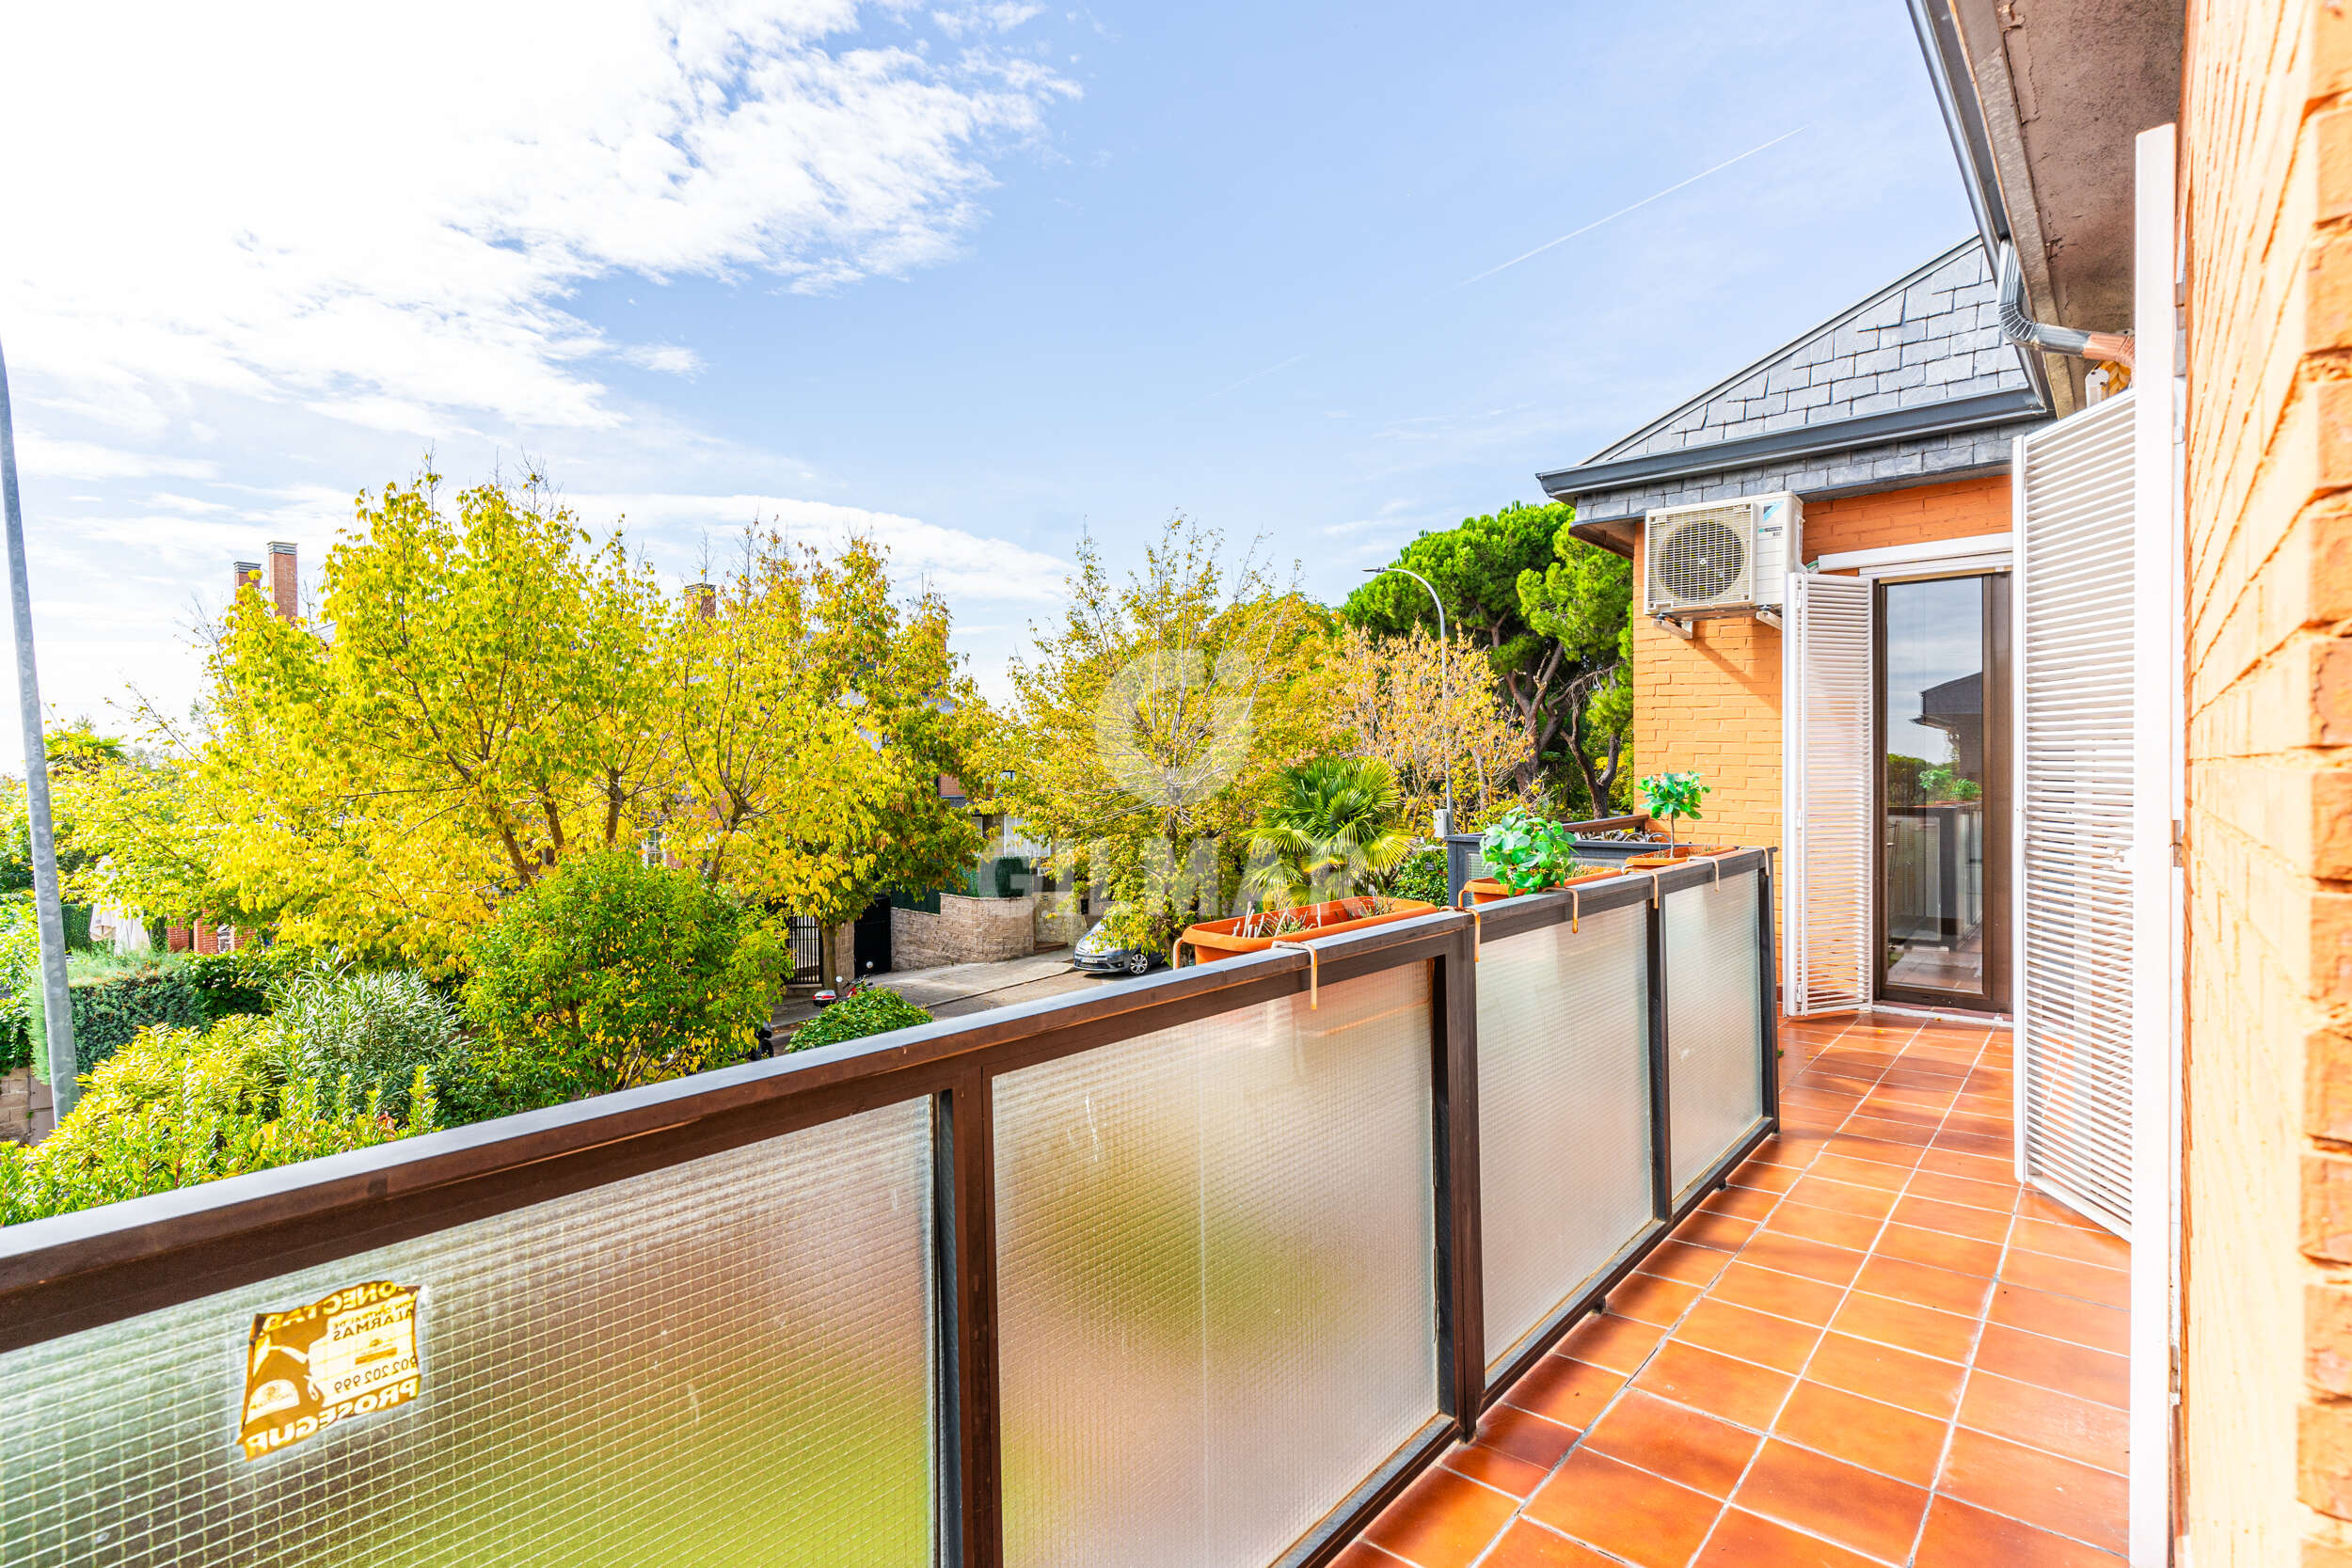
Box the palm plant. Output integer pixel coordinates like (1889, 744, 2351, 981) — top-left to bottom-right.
(1244, 756, 1414, 908)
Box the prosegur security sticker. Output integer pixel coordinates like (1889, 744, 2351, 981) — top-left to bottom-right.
(239, 1280, 421, 1460)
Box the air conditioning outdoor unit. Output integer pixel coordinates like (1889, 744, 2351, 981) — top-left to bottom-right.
(1643, 491, 1802, 625)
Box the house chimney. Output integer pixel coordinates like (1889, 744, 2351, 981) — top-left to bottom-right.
(267, 542, 296, 622)
(690, 581, 716, 621)
(232, 560, 262, 601)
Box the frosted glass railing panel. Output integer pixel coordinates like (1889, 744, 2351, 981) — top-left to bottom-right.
(1476, 905, 1654, 1368)
(1666, 869, 1766, 1194)
(994, 966, 1438, 1568)
(0, 1102, 937, 1568)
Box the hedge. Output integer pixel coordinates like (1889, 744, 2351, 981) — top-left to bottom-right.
(5, 950, 293, 1078)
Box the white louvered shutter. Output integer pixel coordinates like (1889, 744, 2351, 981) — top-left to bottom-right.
(2013, 388, 2141, 1236)
(1782, 572, 1874, 1015)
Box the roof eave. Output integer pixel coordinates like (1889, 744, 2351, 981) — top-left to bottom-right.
(1538, 388, 2044, 501)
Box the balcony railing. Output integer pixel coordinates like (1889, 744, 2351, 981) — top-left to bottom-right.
(0, 849, 1778, 1568)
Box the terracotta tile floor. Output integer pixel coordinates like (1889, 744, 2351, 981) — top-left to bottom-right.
(1342, 1011, 2129, 1568)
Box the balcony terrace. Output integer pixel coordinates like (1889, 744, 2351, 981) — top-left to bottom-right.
(0, 854, 2130, 1568)
(1343, 1011, 2128, 1568)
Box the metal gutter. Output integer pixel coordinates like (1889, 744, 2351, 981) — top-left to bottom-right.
(1536, 388, 2045, 501)
(1996, 242, 2135, 365)
(1901, 0, 2060, 413)
(1905, 0, 2009, 258)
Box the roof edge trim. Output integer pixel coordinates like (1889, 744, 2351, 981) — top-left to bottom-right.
(1537, 388, 2044, 499)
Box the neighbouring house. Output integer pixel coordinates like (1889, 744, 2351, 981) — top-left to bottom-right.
(1528, 2, 2350, 1561)
(1539, 234, 2049, 1017)
(870, 794, 1054, 976)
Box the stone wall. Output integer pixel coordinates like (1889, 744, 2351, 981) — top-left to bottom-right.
(1, 1067, 52, 1144)
(891, 895, 1037, 971)
(1033, 896, 1089, 950)
(2179, 3, 2352, 1560)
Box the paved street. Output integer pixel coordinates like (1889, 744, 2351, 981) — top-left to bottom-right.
(874, 948, 1128, 1019)
(772, 945, 1138, 1034)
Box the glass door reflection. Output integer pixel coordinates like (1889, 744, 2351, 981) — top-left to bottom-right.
(1879, 574, 2004, 1008)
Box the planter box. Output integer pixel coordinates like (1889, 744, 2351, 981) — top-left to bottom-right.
(1180, 897, 1439, 964)
(1623, 844, 1733, 870)
(1462, 867, 1622, 906)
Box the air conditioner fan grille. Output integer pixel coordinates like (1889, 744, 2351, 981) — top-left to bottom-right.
(1651, 509, 1750, 605)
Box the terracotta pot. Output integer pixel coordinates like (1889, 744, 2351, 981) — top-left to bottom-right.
(1463, 867, 1621, 905)
(1623, 844, 1733, 870)
(1179, 896, 1439, 964)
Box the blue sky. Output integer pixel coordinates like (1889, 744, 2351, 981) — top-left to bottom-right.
(0, 0, 1972, 765)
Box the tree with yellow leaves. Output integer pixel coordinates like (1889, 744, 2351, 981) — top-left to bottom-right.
(1326, 623, 1534, 829)
(198, 471, 673, 967)
(665, 529, 980, 984)
(994, 516, 1329, 926)
(180, 470, 978, 974)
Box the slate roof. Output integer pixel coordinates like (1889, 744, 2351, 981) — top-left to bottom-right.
(1539, 240, 2050, 547)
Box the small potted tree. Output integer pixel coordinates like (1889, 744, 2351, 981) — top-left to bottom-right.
(1461, 806, 1620, 905)
(1628, 771, 1726, 867)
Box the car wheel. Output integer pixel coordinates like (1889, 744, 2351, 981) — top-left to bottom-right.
(1125, 951, 1152, 976)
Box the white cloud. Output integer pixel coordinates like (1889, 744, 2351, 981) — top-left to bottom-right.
(1320, 498, 1426, 538)
(569, 489, 1070, 601)
(933, 3, 1045, 38)
(143, 492, 234, 515)
(0, 3, 1076, 437)
(618, 344, 707, 376)
(11, 433, 218, 483)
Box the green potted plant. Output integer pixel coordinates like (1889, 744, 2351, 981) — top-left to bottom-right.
(1182, 757, 1438, 962)
(1461, 806, 1618, 905)
(1628, 771, 1725, 867)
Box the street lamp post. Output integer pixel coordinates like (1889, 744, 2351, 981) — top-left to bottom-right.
(0, 337, 78, 1121)
(1363, 566, 1455, 839)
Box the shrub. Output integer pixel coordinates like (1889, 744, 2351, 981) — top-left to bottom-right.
(263, 958, 465, 1119)
(184, 945, 307, 1023)
(0, 1017, 437, 1226)
(55, 960, 205, 1073)
(1099, 899, 1181, 956)
(1386, 844, 1450, 905)
(462, 852, 787, 1110)
(8, 952, 207, 1079)
(1, 941, 321, 1079)
(787, 987, 933, 1053)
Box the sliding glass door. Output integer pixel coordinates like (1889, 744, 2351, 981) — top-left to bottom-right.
(1876, 573, 2010, 1012)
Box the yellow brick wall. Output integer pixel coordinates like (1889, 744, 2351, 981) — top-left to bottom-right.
(1629, 473, 2013, 882)
(1629, 604, 1783, 856)
(2181, 4, 2352, 1561)
(1800, 471, 2013, 557)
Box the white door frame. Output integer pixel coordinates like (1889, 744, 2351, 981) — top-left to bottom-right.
(2127, 120, 2183, 1568)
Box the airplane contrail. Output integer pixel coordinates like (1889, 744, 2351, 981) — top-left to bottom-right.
(1454, 125, 1809, 289)
(1212, 353, 1307, 397)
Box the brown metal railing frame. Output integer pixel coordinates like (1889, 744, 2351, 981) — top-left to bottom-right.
(0, 848, 1779, 1568)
